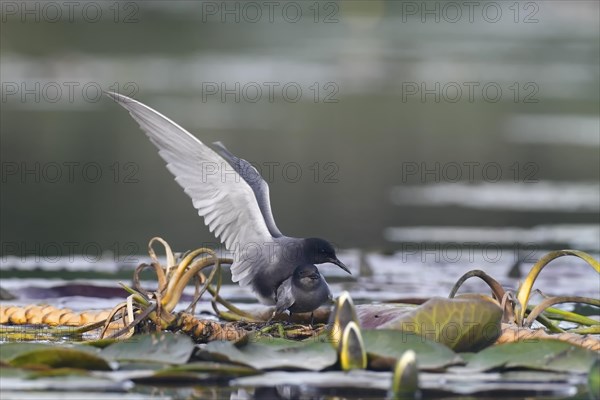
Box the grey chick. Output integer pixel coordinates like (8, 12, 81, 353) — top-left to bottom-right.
(274, 264, 333, 318)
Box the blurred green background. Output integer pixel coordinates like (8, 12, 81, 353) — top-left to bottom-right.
(1, 1, 599, 262)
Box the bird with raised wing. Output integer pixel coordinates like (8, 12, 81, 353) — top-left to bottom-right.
(107, 92, 350, 316)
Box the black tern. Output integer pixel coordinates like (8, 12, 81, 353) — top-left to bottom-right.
(275, 264, 333, 317)
(107, 92, 350, 314)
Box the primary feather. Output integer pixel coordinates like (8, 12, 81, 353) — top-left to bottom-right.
(106, 92, 273, 286)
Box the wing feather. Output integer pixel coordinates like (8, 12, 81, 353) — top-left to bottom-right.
(107, 92, 272, 282)
(275, 277, 295, 315)
(212, 141, 283, 238)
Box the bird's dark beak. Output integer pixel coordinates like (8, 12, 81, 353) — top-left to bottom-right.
(328, 258, 351, 274)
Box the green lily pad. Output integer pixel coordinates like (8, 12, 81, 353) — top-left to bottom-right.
(9, 347, 111, 371)
(157, 361, 258, 376)
(0, 367, 31, 378)
(114, 362, 167, 371)
(133, 361, 259, 384)
(201, 337, 337, 371)
(82, 337, 122, 349)
(362, 329, 462, 370)
(100, 333, 194, 365)
(465, 340, 599, 373)
(29, 368, 91, 378)
(0, 343, 55, 362)
(379, 296, 503, 352)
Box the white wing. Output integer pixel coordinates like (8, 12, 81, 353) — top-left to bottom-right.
(212, 141, 283, 238)
(107, 92, 272, 283)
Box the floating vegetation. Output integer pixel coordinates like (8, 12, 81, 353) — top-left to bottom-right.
(0, 239, 598, 398)
(448, 249, 600, 351)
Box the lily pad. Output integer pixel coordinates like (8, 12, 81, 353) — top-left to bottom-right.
(100, 333, 194, 365)
(0, 367, 31, 378)
(9, 347, 111, 371)
(465, 339, 599, 373)
(356, 303, 415, 328)
(379, 296, 502, 352)
(0, 343, 56, 362)
(28, 368, 91, 378)
(157, 361, 258, 376)
(133, 361, 260, 384)
(362, 329, 462, 370)
(201, 337, 337, 371)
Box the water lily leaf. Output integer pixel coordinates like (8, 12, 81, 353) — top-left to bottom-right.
(29, 368, 91, 378)
(157, 361, 258, 376)
(133, 370, 215, 384)
(201, 337, 337, 371)
(465, 340, 598, 373)
(0, 343, 101, 364)
(133, 362, 259, 384)
(100, 333, 194, 365)
(379, 296, 503, 352)
(362, 329, 462, 370)
(82, 337, 121, 349)
(0, 367, 31, 378)
(243, 336, 309, 348)
(9, 347, 111, 371)
(0, 343, 54, 362)
(113, 362, 166, 371)
(356, 303, 415, 328)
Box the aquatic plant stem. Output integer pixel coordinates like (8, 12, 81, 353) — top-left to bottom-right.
(523, 296, 600, 328)
(541, 306, 600, 326)
(163, 248, 216, 308)
(448, 269, 506, 300)
(516, 250, 600, 323)
(206, 284, 263, 321)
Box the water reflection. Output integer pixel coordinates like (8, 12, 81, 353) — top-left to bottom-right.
(1, 1, 598, 264)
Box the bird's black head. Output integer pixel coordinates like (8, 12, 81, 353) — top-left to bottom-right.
(303, 238, 351, 274)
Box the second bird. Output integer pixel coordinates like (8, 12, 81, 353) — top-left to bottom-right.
(107, 92, 351, 315)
